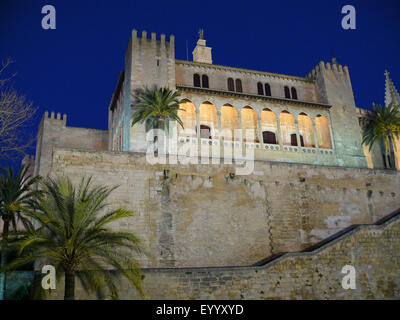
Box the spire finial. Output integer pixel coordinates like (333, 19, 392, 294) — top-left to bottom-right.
(198, 28, 204, 40)
(384, 69, 400, 107)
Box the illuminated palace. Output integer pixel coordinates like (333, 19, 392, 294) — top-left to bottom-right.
(28, 29, 400, 299)
(106, 30, 400, 170)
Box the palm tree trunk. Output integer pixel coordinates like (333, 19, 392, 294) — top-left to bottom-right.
(388, 137, 395, 170)
(0, 219, 10, 300)
(64, 271, 75, 300)
(384, 152, 390, 169)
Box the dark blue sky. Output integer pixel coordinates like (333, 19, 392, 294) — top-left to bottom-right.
(0, 0, 399, 166)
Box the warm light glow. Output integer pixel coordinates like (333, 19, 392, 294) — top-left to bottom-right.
(280, 111, 296, 146)
(178, 100, 196, 137)
(199, 102, 218, 138)
(241, 106, 258, 142)
(298, 113, 315, 147)
(315, 115, 332, 149)
(221, 104, 239, 141)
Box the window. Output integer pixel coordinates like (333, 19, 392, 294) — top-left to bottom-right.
(200, 125, 211, 139)
(291, 87, 298, 100)
(235, 79, 242, 92)
(202, 75, 209, 88)
(257, 82, 264, 95)
(193, 74, 201, 87)
(290, 133, 298, 146)
(261, 108, 278, 144)
(227, 78, 234, 91)
(199, 102, 218, 139)
(263, 131, 277, 144)
(284, 86, 291, 99)
(265, 83, 271, 96)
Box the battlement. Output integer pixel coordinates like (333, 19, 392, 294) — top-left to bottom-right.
(306, 59, 349, 80)
(42, 110, 67, 125)
(130, 29, 175, 57)
(132, 29, 174, 43)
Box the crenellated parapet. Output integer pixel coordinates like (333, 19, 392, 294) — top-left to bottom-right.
(306, 59, 349, 81)
(42, 110, 67, 126)
(131, 29, 175, 59)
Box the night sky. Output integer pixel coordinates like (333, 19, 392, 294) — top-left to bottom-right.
(0, 0, 399, 167)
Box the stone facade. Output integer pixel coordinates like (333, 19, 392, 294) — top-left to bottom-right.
(45, 208, 400, 300)
(47, 148, 400, 269)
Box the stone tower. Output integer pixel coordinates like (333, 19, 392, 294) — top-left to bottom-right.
(109, 29, 176, 152)
(308, 58, 368, 168)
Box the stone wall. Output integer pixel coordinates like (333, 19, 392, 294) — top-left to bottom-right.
(34, 112, 109, 177)
(48, 147, 400, 269)
(175, 60, 318, 103)
(45, 208, 400, 300)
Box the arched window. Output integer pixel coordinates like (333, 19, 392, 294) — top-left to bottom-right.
(235, 79, 243, 92)
(265, 83, 271, 96)
(221, 104, 239, 141)
(241, 106, 258, 142)
(315, 115, 332, 149)
(178, 100, 196, 137)
(199, 102, 218, 139)
(291, 87, 298, 100)
(193, 74, 201, 87)
(298, 113, 315, 147)
(280, 110, 296, 146)
(202, 74, 209, 88)
(284, 86, 291, 99)
(261, 108, 278, 144)
(227, 78, 234, 91)
(257, 82, 264, 95)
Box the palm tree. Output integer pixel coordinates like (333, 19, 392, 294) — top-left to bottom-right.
(0, 164, 41, 300)
(131, 87, 184, 153)
(131, 87, 184, 132)
(2, 176, 146, 300)
(361, 102, 400, 169)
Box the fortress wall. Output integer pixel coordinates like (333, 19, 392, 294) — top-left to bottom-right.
(45, 208, 400, 300)
(48, 148, 400, 269)
(35, 113, 109, 177)
(175, 62, 318, 103)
